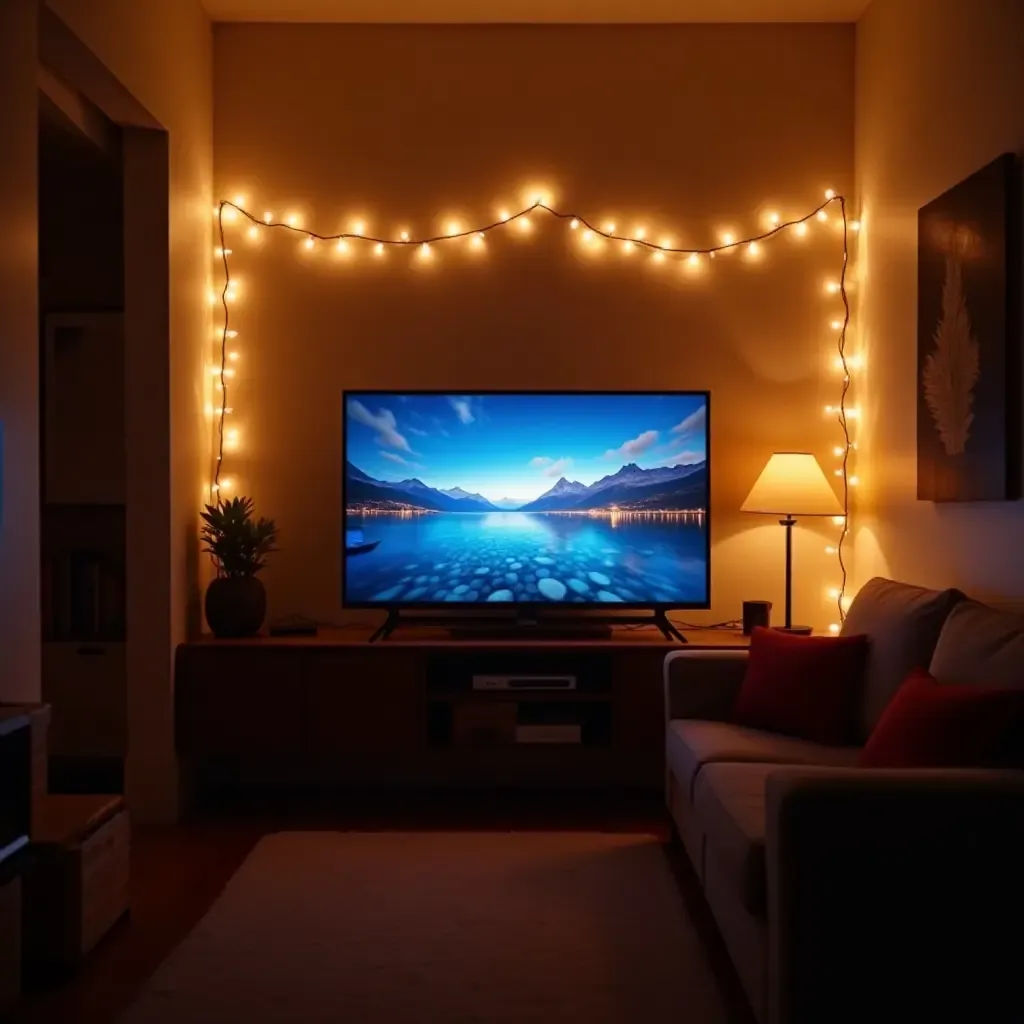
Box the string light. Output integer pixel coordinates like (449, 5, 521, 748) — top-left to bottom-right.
(211, 190, 858, 624)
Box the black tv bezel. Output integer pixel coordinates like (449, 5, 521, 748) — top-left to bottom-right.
(341, 389, 711, 612)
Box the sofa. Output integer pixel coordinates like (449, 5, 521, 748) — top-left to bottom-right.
(664, 577, 1024, 1024)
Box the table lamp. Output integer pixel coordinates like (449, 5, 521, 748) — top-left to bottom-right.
(741, 452, 842, 634)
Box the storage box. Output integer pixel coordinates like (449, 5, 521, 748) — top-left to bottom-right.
(24, 795, 129, 969)
(452, 701, 517, 746)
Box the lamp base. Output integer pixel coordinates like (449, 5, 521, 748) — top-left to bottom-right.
(774, 625, 813, 636)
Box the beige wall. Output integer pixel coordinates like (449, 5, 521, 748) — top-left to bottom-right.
(854, 0, 1024, 599)
(44, 0, 213, 819)
(214, 23, 855, 631)
(0, 0, 40, 704)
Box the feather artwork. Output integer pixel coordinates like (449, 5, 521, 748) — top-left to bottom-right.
(922, 252, 980, 455)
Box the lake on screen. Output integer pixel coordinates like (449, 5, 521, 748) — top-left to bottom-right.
(343, 511, 707, 605)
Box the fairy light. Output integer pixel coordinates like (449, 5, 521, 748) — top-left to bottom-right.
(210, 191, 859, 623)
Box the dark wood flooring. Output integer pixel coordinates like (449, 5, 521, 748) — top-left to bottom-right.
(10, 791, 754, 1024)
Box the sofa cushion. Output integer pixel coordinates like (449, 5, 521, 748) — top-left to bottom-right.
(841, 577, 966, 739)
(732, 627, 869, 745)
(693, 762, 780, 916)
(929, 599, 1024, 689)
(861, 667, 1024, 769)
(666, 719, 860, 799)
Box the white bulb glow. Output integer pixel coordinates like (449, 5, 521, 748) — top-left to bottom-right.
(225, 330, 238, 339)
(499, 210, 510, 222)
(833, 446, 845, 456)
(247, 226, 260, 240)
(828, 587, 841, 599)
(826, 280, 840, 294)
(229, 351, 239, 361)
(831, 319, 843, 330)
(795, 222, 808, 237)
(470, 234, 484, 250)
(264, 212, 273, 223)
(828, 623, 840, 634)
(374, 243, 385, 256)
(336, 239, 349, 254)
(825, 545, 837, 555)
(604, 222, 616, 233)
(304, 237, 315, 250)
(570, 219, 579, 229)
(400, 230, 410, 242)
(688, 253, 700, 267)
(768, 212, 781, 226)
(817, 211, 828, 222)
(652, 251, 665, 263)
(634, 227, 646, 240)
(849, 476, 860, 486)
(832, 515, 846, 526)
(518, 217, 531, 232)
(286, 214, 299, 227)
(582, 229, 593, 241)
(850, 220, 862, 232)
(420, 242, 431, 257)
(233, 194, 246, 206)
(746, 242, 760, 257)
(447, 222, 460, 236)
(825, 189, 836, 200)
(622, 241, 634, 253)
(353, 221, 366, 236)
(721, 232, 735, 246)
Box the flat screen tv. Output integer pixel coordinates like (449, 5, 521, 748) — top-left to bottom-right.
(343, 391, 710, 610)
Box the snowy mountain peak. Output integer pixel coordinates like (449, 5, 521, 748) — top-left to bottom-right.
(548, 477, 588, 495)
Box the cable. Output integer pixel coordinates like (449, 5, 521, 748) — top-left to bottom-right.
(212, 193, 855, 624)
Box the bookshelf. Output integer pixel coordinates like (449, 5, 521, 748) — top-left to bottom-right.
(40, 314, 126, 764)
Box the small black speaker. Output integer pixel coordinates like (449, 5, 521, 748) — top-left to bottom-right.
(742, 600, 772, 635)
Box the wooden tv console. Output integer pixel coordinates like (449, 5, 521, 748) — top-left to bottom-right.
(175, 626, 748, 796)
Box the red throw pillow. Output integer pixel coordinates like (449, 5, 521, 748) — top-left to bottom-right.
(860, 667, 1024, 769)
(732, 627, 868, 745)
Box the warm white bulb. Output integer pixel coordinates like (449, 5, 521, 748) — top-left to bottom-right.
(795, 222, 808, 237)
(688, 253, 700, 267)
(634, 227, 646, 240)
(336, 239, 349, 254)
(518, 217, 531, 232)
(825, 189, 836, 200)
(470, 234, 484, 250)
(447, 222, 460, 236)
(229, 351, 239, 361)
(834, 469, 843, 477)
(304, 237, 315, 250)
(286, 214, 299, 227)
(846, 407, 860, 418)
(828, 587, 841, 599)
(850, 220, 862, 232)
(247, 226, 260, 240)
(220, 478, 233, 491)
(824, 405, 836, 415)
(604, 222, 616, 233)
(825, 545, 837, 555)
(570, 218, 580, 229)
(622, 241, 634, 253)
(849, 475, 860, 486)
(400, 230, 410, 242)
(652, 251, 665, 263)
(721, 232, 735, 246)
(831, 319, 843, 330)
(374, 242, 385, 256)
(828, 623, 841, 634)
(768, 212, 780, 226)
(817, 211, 828, 222)
(222, 208, 238, 223)
(420, 242, 431, 257)
(533, 195, 545, 206)
(353, 221, 366, 236)
(832, 515, 846, 526)
(499, 210, 510, 222)
(826, 281, 840, 294)
(233, 194, 246, 206)
(225, 329, 238, 339)
(582, 229, 593, 241)
(746, 242, 760, 257)
(264, 212, 273, 224)
(833, 445, 845, 456)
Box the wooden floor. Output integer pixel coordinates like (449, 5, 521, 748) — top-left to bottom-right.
(10, 792, 752, 1024)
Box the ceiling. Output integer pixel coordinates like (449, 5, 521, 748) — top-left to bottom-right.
(203, 0, 871, 23)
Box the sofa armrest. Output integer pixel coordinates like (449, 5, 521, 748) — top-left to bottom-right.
(663, 649, 748, 723)
(764, 766, 1024, 1024)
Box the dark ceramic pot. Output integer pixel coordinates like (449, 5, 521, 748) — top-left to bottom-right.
(205, 576, 267, 638)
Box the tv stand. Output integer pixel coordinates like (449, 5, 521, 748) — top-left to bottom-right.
(367, 609, 687, 643)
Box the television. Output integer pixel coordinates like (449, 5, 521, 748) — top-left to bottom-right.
(343, 391, 710, 613)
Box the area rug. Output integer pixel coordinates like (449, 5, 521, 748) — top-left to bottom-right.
(119, 831, 744, 1023)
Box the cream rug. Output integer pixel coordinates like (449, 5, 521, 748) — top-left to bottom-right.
(120, 831, 744, 1023)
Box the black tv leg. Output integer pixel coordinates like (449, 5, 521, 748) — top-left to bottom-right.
(368, 608, 400, 643)
(653, 611, 688, 643)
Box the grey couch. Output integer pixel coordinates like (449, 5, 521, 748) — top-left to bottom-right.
(664, 578, 1024, 1024)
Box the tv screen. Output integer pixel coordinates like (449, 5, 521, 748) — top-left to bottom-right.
(343, 391, 709, 609)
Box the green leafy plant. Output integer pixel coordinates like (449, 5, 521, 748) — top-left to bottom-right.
(200, 496, 278, 579)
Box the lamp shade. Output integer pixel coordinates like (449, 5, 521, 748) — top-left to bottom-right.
(741, 452, 842, 516)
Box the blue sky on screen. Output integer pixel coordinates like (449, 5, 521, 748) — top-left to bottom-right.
(345, 393, 707, 504)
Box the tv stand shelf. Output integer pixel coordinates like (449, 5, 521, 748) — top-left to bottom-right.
(174, 626, 747, 799)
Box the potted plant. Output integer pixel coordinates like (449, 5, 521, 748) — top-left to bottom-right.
(200, 496, 278, 638)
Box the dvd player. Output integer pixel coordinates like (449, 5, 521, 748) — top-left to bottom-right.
(472, 674, 577, 691)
